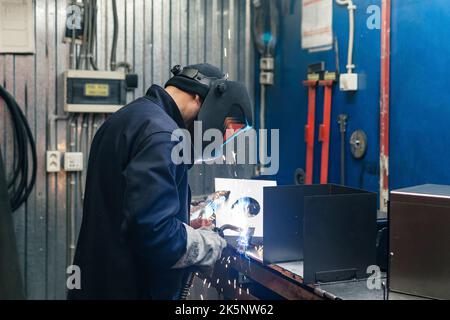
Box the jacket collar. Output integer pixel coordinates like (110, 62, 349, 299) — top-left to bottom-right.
(145, 85, 186, 129)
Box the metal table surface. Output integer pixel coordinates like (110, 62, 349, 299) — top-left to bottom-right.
(206, 239, 426, 300)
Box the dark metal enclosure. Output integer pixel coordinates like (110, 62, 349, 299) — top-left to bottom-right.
(264, 184, 377, 284)
(390, 185, 450, 300)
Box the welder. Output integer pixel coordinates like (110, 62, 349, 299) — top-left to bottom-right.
(68, 63, 252, 300)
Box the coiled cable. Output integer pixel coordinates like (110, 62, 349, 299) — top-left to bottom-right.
(0, 84, 37, 212)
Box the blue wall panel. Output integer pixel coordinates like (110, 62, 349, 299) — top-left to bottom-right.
(262, 0, 381, 192)
(263, 0, 450, 195)
(391, 0, 450, 189)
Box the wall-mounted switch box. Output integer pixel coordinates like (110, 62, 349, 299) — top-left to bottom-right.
(340, 73, 358, 91)
(64, 152, 84, 172)
(260, 72, 275, 85)
(46, 151, 62, 173)
(0, 0, 35, 53)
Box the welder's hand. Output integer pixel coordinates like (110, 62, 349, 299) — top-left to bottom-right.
(172, 224, 227, 269)
(190, 218, 213, 230)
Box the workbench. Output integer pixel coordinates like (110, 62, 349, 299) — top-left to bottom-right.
(193, 244, 399, 301)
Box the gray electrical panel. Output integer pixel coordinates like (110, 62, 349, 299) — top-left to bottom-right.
(64, 70, 127, 113)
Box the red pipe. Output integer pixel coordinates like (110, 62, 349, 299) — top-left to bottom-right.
(303, 80, 318, 185)
(380, 0, 391, 212)
(319, 80, 334, 184)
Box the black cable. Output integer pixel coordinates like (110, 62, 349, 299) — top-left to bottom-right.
(110, 0, 119, 71)
(0, 84, 37, 212)
(252, 0, 279, 57)
(89, 0, 99, 70)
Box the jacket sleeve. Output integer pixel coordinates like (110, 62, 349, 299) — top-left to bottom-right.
(123, 131, 187, 269)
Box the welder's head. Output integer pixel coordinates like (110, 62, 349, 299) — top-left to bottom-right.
(165, 63, 253, 144)
(166, 63, 225, 101)
(165, 63, 225, 126)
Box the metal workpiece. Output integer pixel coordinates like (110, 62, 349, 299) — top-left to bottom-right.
(263, 184, 378, 284)
(204, 243, 388, 301)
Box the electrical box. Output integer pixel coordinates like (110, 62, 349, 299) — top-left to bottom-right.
(46, 151, 62, 173)
(339, 73, 358, 91)
(64, 70, 127, 113)
(64, 152, 84, 172)
(0, 0, 35, 53)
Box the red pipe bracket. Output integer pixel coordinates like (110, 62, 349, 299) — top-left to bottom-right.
(303, 80, 318, 185)
(319, 80, 335, 185)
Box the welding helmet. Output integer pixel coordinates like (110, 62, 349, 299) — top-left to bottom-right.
(165, 63, 226, 101)
(166, 64, 253, 157)
(197, 79, 253, 140)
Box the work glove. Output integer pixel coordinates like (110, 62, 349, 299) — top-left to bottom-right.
(190, 218, 213, 230)
(172, 224, 227, 270)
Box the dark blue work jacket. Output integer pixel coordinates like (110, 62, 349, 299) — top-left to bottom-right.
(68, 85, 190, 300)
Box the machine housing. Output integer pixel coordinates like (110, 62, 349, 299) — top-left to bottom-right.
(390, 185, 450, 300)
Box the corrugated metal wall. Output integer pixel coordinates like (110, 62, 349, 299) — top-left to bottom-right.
(0, 0, 254, 300)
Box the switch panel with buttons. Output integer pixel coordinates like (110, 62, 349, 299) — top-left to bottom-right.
(64, 152, 84, 172)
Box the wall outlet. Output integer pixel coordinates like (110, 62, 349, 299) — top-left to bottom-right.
(64, 152, 84, 172)
(46, 151, 61, 173)
(340, 73, 358, 91)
